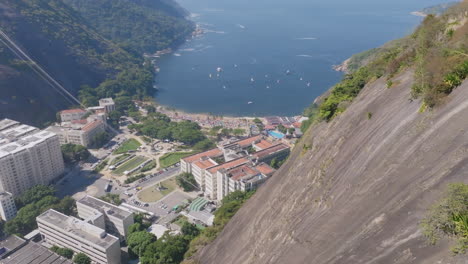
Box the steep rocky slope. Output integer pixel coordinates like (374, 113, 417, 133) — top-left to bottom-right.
(195, 68, 468, 263)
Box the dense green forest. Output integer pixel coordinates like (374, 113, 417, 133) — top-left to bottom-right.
(61, 0, 194, 54)
(0, 0, 193, 126)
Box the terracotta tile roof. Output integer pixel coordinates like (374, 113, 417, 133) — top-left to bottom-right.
(253, 144, 290, 159)
(71, 119, 88, 125)
(234, 135, 262, 147)
(183, 148, 223, 163)
(61, 108, 86, 114)
(82, 120, 103, 132)
(254, 140, 273, 150)
(292, 122, 302, 128)
(194, 159, 217, 170)
(229, 164, 258, 181)
(208, 157, 249, 174)
(255, 163, 275, 175)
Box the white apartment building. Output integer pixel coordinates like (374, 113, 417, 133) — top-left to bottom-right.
(216, 162, 275, 201)
(47, 119, 106, 147)
(181, 135, 289, 200)
(77, 196, 133, 239)
(60, 109, 87, 122)
(99, 98, 116, 114)
(0, 119, 65, 196)
(37, 209, 121, 264)
(0, 192, 16, 221)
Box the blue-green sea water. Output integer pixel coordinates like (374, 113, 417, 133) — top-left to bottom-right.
(154, 0, 446, 116)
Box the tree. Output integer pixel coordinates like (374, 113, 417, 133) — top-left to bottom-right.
(193, 139, 215, 151)
(73, 253, 91, 264)
(61, 144, 90, 164)
(277, 124, 287, 134)
(176, 173, 198, 192)
(91, 132, 109, 148)
(127, 231, 157, 257)
(233, 128, 245, 136)
(16, 185, 56, 208)
(181, 222, 200, 238)
(128, 223, 143, 234)
(51, 246, 74, 259)
(99, 194, 122, 205)
(287, 128, 295, 135)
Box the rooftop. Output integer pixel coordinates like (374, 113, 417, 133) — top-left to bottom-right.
(0, 236, 26, 259)
(228, 164, 259, 181)
(1, 241, 72, 264)
(255, 163, 275, 175)
(252, 144, 290, 160)
(193, 159, 218, 170)
(208, 157, 249, 174)
(0, 192, 13, 200)
(99, 98, 114, 105)
(253, 140, 273, 150)
(0, 130, 57, 159)
(223, 135, 262, 149)
(183, 148, 223, 163)
(37, 209, 119, 250)
(81, 120, 103, 132)
(60, 108, 86, 115)
(78, 196, 132, 220)
(0, 119, 19, 132)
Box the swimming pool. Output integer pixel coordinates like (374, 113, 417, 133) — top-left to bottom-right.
(268, 130, 285, 139)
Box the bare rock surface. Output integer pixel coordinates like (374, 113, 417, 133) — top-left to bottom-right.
(196, 70, 468, 264)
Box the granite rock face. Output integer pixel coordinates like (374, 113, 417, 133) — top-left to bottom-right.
(196, 70, 468, 264)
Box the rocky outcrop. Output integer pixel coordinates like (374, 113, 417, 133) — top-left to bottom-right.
(195, 69, 468, 263)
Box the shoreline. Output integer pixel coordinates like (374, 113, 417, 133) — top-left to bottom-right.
(410, 11, 427, 17)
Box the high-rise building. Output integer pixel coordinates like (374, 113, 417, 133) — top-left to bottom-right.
(98, 98, 116, 114)
(0, 192, 16, 221)
(0, 119, 65, 196)
(37, 209, 121, 264)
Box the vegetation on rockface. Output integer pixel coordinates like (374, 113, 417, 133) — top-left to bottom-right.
(5, 186, 75, 236)
(184, 191, 255, 260)
(311, 2, 468, 123)
(62, 0, 194, 54)
(61, 144, 90, 164)
(421, 183, 468, 255)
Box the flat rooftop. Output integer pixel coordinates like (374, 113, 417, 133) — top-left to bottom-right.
(208, 157, 249, 174)
(223, 135, 262, 149)
(0, 119, 19, 132)
(0, 130, 57, 159)
(252, 143, 290, 160)
(1, 241, 72, 264)
(0, 236, 26, 259)
(37, 209, 118, 249)
(78, 195, 132, 220)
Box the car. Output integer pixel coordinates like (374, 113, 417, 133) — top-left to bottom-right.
(144, 203, 149, 207)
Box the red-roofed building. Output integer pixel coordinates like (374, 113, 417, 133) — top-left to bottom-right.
(253, 140, 273, 151)
(216, 162, 275, 201)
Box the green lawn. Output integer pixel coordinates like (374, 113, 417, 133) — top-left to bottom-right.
(114, 138, 141, 154)
(113, 156, 147, 175)
(110, 154, 130, 165)
(93, 159, 109, 173)
(137, 177, 178, 202)
(159, 152, 194, 168)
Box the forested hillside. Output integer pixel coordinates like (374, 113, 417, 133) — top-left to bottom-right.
(0, 0, 193, 126)
(62, 0, 194, 54)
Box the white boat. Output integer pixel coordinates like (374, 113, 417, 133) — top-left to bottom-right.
(209, 74, 212, 78)
(307, 82, 311, 87)
(286, 69, 291, 75)
(250, 77, 255, 82)
(266, 85, 270, 89)
(277, 80, 281, 83)
(300, 77, 303, 81)
(223, 85, 227, 89)
(234, 64, 238, 68)
(265, 74, 269, 78)
(217, 67, 223, 72)
(247, 101, 253, 104)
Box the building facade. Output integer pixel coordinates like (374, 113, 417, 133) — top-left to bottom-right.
(182, 135, 288, 201)
(99, 98, 116, 114)
(77, 196, 133, 239)
(0, 192, 16, 221)
(60, 109, 87, 122)
(0, 119, 65, 196)
(37, 209, 121, 264)
(47, 119, 105, 147)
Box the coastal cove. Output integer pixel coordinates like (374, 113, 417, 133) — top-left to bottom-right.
(154, 0, 445, 117)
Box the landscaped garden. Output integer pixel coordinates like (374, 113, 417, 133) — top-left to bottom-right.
(113, 156, 148, 175)
(114, 138, 141, 154)
(159, 152, 193, 168)
(137, 177, 178, 202)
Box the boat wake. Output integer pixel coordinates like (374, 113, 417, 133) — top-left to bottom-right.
(295, 37, 317, 40)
